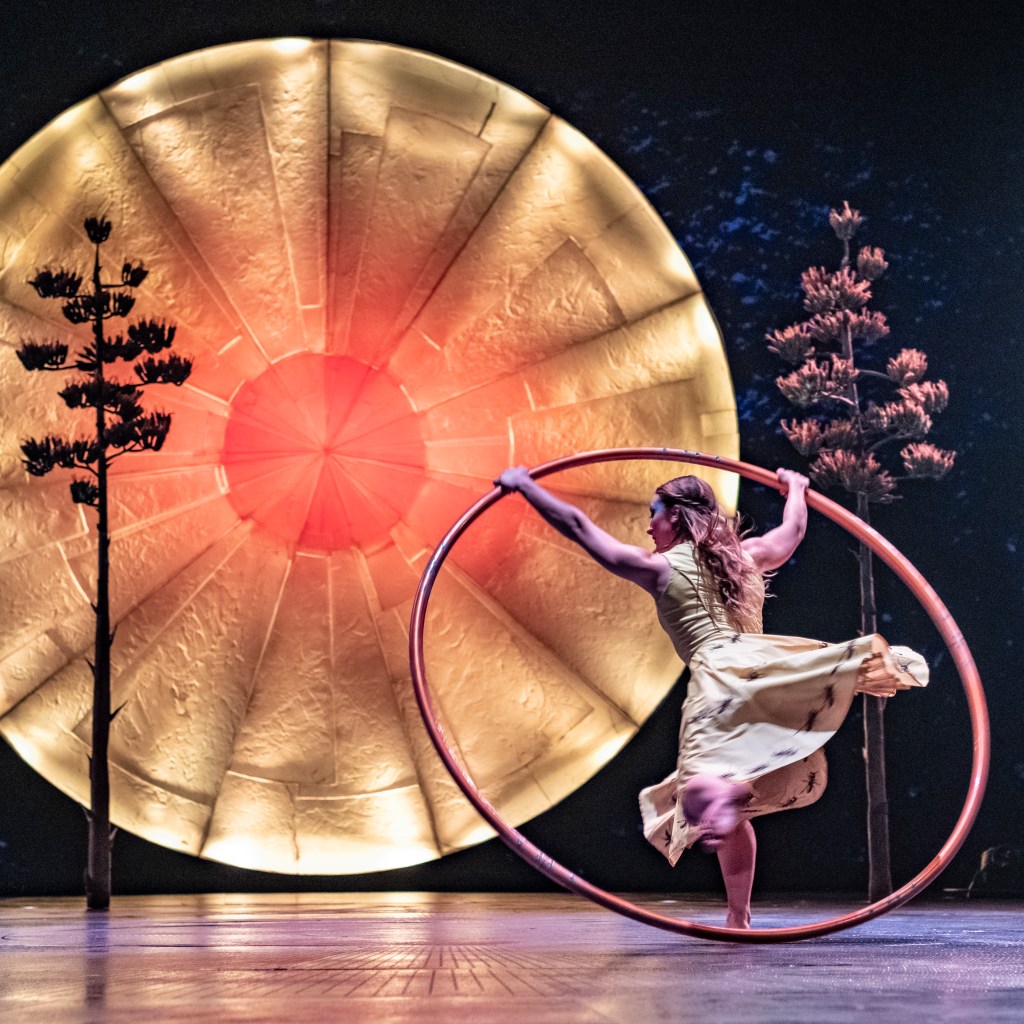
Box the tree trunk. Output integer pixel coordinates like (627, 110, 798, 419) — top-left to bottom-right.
(85, 247, 112, 911)
(85, 503, 112, 911)
(856, 492, 893, 901)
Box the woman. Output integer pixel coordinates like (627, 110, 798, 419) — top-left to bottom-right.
(495, 466, 927, 929)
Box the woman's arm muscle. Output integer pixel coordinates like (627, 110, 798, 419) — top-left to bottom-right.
(496, 467, 669, 595)
(741, 469, 810, 573)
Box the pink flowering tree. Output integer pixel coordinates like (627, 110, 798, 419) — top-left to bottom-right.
(17, 216, 191, 910)
(767, 202, 955, 900)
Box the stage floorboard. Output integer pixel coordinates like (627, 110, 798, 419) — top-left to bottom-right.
(2, 892, 1022, 1023)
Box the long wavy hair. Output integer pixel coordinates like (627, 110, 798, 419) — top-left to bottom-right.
(654, 475, 766, 632)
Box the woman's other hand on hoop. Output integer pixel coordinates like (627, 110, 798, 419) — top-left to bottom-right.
(776, 468, 810, 496)
(495, 466, 533, 493)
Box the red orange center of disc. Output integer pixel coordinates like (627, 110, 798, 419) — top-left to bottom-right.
(222, 354, 425, 552)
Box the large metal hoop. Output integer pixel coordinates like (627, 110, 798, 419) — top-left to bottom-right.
(409, 448, 988, 943)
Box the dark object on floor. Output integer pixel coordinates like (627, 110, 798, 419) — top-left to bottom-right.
(967, 845, 1024, 897)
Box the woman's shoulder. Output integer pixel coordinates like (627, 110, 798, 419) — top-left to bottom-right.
(661, 541, 699, 569)
(666, 539, 696, 555)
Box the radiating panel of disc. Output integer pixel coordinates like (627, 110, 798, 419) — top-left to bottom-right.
(0, 38, 738, 873)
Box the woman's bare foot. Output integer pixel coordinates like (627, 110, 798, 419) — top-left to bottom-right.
(856, 636, 919, 696)
(725, 909, 751, 929)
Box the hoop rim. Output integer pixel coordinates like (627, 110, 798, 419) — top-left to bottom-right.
(408, 447, 989, 943)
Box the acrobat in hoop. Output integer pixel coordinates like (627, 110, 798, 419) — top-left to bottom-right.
(408, 448, 988, 943)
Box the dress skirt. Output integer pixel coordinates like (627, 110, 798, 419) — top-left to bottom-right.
(639, 631, 928, 865)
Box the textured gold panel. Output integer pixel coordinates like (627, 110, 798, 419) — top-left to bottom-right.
(345, 108, 492, 363)
(0, 40, 738, 874)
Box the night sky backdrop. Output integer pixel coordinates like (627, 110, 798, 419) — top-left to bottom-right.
(1, 0, 1021, 899)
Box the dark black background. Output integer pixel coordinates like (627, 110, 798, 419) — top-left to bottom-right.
(1, 0, 1021, 899)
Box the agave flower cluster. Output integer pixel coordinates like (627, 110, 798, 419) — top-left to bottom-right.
(769, 203, 955, 503)
(16, 216, 192, 508)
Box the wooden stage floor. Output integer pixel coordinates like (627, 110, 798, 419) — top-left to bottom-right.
(2, 892, 1022, 1023)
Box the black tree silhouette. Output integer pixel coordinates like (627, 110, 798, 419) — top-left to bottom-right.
(17, 215, 191, 910)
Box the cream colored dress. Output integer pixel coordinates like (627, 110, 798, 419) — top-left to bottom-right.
(638, 542, 928, 866)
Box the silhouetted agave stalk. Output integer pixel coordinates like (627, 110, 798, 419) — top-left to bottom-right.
(17, 215, 192, 910)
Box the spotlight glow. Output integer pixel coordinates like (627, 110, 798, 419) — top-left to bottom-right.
(222, 354, 426, 553)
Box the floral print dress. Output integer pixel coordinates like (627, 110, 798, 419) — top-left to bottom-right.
(638, 542, 928, 866)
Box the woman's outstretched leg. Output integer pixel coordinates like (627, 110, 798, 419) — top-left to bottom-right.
(717, 819, 756, 929)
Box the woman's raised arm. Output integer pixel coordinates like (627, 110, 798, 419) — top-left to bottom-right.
(740, 469, 810, 573)
(495, 467, 669, 596)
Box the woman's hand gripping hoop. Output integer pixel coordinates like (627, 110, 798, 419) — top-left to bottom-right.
(408, 448, 988, 943)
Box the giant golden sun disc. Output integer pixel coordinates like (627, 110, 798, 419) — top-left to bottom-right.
(0, 39, 738, 873)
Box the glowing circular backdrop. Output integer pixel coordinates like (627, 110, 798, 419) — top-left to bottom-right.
(0, 40, 737, 873)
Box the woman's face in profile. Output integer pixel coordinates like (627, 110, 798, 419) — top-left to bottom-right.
(648, 498, 679, 552)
